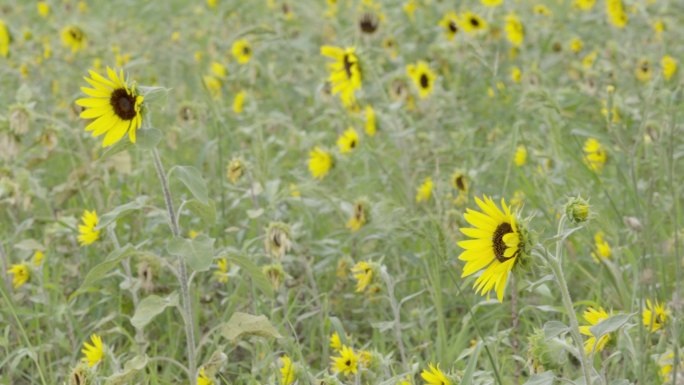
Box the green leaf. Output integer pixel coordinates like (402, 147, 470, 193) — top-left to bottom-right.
(167, 235, 215, 272)
(589, 313, 633, 340)
(226, 254, 273, 297)
(96, 196, 148, 230)
(220, 312, 282, 342)
(104, 355, 148, 385)
(130, 293, 179, 330)
(169, 165, 209, 204)
(544, 321, 569, 339)
(461, 342, 482, 385)
(522, 371, 555, 385)
(136, 128, 162, 150)
(185, 199, 216, 225)
(13, 239, 43, 251)
(69, 245, 136, 301)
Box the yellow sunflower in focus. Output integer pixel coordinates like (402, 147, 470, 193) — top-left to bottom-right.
(406, 61, 436, 99)
(7, 264, 30, 289)
(579, 307, 611, 354)
(76, 67, 144, 147)
(308, 146, 333, 179)
(337, 127, 359, 154)
(421, 363, 451, 385)
(331, 345, 358, 375)
(458, 196, 528, 302)
(61, 25, 87, 53)
(643, 299, 669, 332)
(78, 209, 100, 246)
(321, 46, 362, 108)
(458, 12, 487, 35)
(81, 334, 105, 367)
(439, 12, 459, 41)
(232, 39, 252, 64)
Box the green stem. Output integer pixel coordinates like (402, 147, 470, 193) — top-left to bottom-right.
(152, 148, 197, 383)
(547, 215, 593, 385)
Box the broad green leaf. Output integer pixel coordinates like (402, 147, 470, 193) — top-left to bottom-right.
(104, 355, 148, 385)
(135, 128, 163, 150)
(461, 342, 482, 385)
(97, 196, 148, 230)
(589, 313, 634, 339)
(544, 321, 569, 339)
(131, 293, 179, 330)
(220, 312, 282, 342)
(167, 235, 215, 272)
(522, 371, 555, 385)
(185, 199, 216, 225)
(169, 165, 209, 204)
(69, 245, 136, 301)
(13, 239, 43, 251)
(226, 254, 273, 297)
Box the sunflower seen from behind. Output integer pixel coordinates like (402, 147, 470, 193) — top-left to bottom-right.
(406, 61, 436, 99)
(321, 46, 362, 108)
(458, 196, 530, 302)
(76, 67, 144, 147)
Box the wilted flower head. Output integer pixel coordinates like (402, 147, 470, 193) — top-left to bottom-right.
(347, 199, 370, 232)
(264, 222, 292, 259)
(226, 157, 245, 183)
(263, 263, 286, 290)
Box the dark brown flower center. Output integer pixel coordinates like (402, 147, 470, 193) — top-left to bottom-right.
(419, 73, 429, 89)
(345, 359, 351, 366)
(454, 175, 465, 191)
(470, 17, 480, 27)
(448, 21, 458, 33)
(359, 13, 379, 34)
(110, 88, 137, 120)
(493, 222, 516, 262)
(343, 54, 354, 79)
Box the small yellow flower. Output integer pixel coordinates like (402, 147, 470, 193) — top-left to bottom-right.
(481, 0, 503, 7)
(365, 105, 376, 136)
(37, 1, 50, 17)
(207, 0, 218, 8)
(421, 363, 451, 385)
(61, 25, 87, 53)
(606, 0, 628, 28)
(210, 61, 227, 79)
(347, 201, 369, 232)
(459, 12, 487, 34)
(579, 307, 611, 354)
(643, 299, 669, 332)
(280, 355, 296, 385)
(308, 146, 333, 179)
(78, 210, 100, 246)
(514, 145, 527, 166)
(574, 0, 596, 10)
(203, 75, 222, 99)
(533, 4, 552, 16)
(171, 31, 180, 42)
(569, 37, 583, 53)
(406, 61, 436, 99)
(635, 59, 652, 82)
(438, 12, 460, 41)
(321, 46, 362, 108)
(591, 231, 611, 262)
(653, 20, 665, 39)
(331, 345, 358, 375)
(510, 66, 522, 83)
(330, 332, 343, 351)
(7, 264, 30, 288)
(403, 0, 418, 20)
(600, 100, 620, 123)
(214, 258, 230, 283)
(661, 55, 677, 81)
(415, 177, 433, 202)
(582, 51, 598, 69)
(197, 368, 214, 385)
(504, 13, 524, 47)
(583, 138, 607, 172)
(351, 261, 373, 292)
(233, 90, 246, 114)
(451, 172, 468, 193)
(0, 20, 9, 58)
(81, 334, 105, 367)
(337, 128, 360, 154)
(32, 250, 45, 267)
(232, 39, 252, 64)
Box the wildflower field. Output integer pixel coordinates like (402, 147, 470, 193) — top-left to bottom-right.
(1, 0, 683, 384)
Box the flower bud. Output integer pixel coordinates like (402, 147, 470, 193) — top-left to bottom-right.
(565, 196, 590, 224)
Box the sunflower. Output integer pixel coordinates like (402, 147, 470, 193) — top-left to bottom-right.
(643, 300, 669, 332)
(569, 37, 583, 53)
(504, 13, 524, 47)
(61, 25, 87, 53)
(439, 12, 460, 41)
(337, 127, 359, 154)
(78, 209, 100, 246)
(347, 200, 369, 232)
(233, 90, 246, 114)
(458, 196, 528, 302)
(330, 332, 343, 351)
(197, 368, 214, 385)
(583, 138, 607, 172)
(635, 59, 652, 82)
(308, 146, 333, 179)
(579, 307, 611, 354)
(590, 231, 611, 262)
(320, 46, 362, 108)
(213, 258, 230, 283)
(351, 261, 373, 292)
(421, 363, 451, 385)
(606, 0, 628, 28)
(0, 20, 10, 58)
(232, 39, 252, 64)
(7, 264, 29, 289)
(451, 171, 468, 193)
(459, 12, 487, 35)
(415, 177, 433, 202)
(574, 0, 596, 10)
(331, 345, 358, 375)
(406, 61, 436, 99)
(280, 355, 296, 385)
(662, 55, 677, 80)
(226, 157, 245, 183)
(76, 67, 144, 147)
(81, 334, 105, 367)
(514, 145, 527, 166)
(365, 105, 376, 136)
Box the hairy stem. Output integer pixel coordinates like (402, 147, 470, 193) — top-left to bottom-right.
(152, 148, 197, 383)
